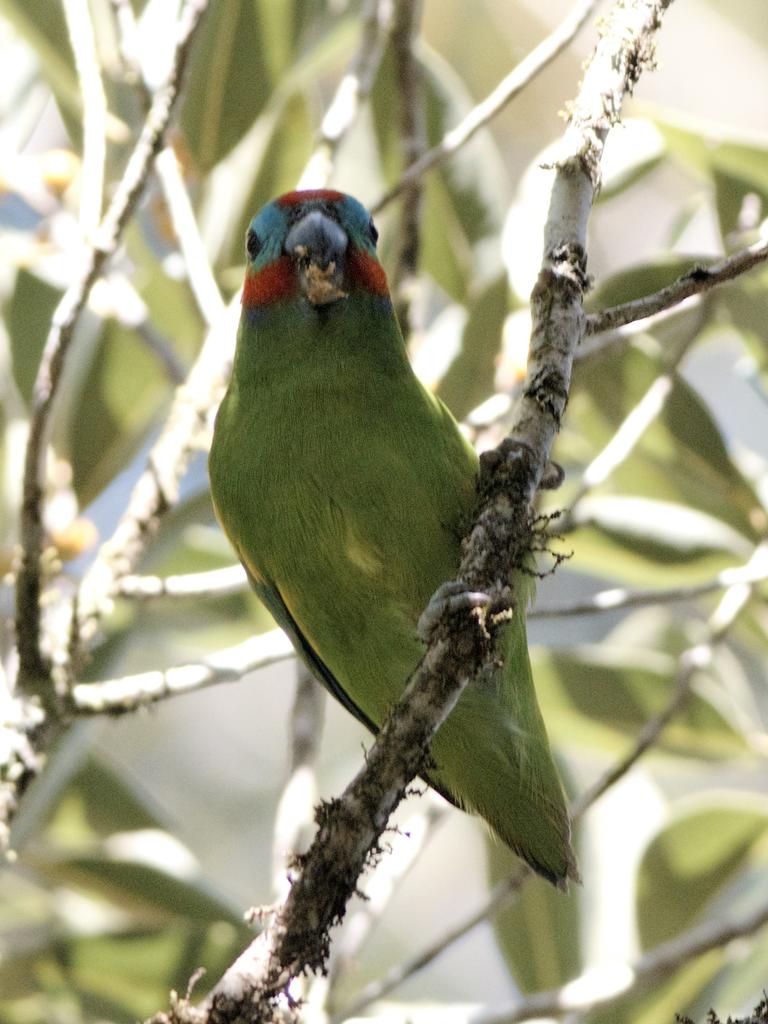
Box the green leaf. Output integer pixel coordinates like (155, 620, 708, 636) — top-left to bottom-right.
(43, 756, 167, 845)
(180, 0, 274, 172)
(436, 272, 508, 419)
(597, 118, 666, 202)
(573, 494, 752, 559)
(488, 840, 581, 992)
(535, 644, 746, 758)
(720, 265, 768, 386)
(418, 173, 473, 301)
(0, 0, 80, 128)
(370, 41, 506, 300)
(657, 115, 768, 200)
(48, 224, 201, 508)
(254, 0, 325, 81)
(218, 92, 314, 273)
(637, 799, 768, 949)
(419, 46, 506, 250)
(696, 912, 768, 1024)
(652, 114, 768, 250)
(63, 318, 169, 506)
(34, 854, 243, 926)
(712, 168, 760, 244)
(65, 927, 213, 1021)
(561, 521, 747, 589)
(585, 952, 725, 1024)
(585, 256, 706, 313)
(6, 268, 61, 406)
(125, 221, 204, 356)
(559, 342, 764, 552)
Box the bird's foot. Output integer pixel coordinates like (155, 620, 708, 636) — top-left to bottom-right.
(417, 580, 492, 644)
(540, 459, 565, 490)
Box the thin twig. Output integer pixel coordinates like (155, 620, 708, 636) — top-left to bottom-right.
(531, 557, 768, 618)
(330, 862, 528, 1024)
(110, 0, 142, 80)
(271, 666, 326, 903)
(109, 0, 226, 328)
(14, 0, 210, 700)
(574, 539, 768, 814)
(72, 295, 240, 661)
(371, 0, 603, 213)
(586, 236, 768, 336)
(559, 297, 709, 535)
(298, 0, 394, 190)
(269, 667, 327, 1011)
(117, 564, 248, 600)
(62, 0, 107, 234)
(327, 802, 446, 1000)
(390, 0, 427, 333)
(576, 300, 688, 361)
(572, 649, 698, 818)
(70, 630, 294, 714)
(155, 149, 227, 326)
(135, 321, 188, 384)
(470, 896, 768, 1024)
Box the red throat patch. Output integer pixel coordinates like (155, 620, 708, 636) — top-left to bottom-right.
(348, 247, 390, 297)
(277, 189, 345, 207)
(242, 255, 297, 308)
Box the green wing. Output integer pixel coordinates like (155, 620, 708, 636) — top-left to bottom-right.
(242, 560, 378, 734)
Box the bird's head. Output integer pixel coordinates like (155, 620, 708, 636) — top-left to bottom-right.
(241, 190, 389, 315)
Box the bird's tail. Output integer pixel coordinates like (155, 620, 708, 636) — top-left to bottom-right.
(428, 596, 578, 888)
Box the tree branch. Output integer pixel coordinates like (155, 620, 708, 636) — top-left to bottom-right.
(116, 565, 248, 601)
(389, 0, 427, 334)
(371, 0, 603, 213)
(70, 295, 239, 663)
(70, 631, 294, 715)
(585, 236, 768, 337)
(271, 666, 326, 905)
(571, 541, 766, 815)
(155, 148, 227, 327)
(150, 2, 674, 1020)
(0, 688, 46, 857)
(62, 0, 107, 235)
(14, 0, 211, 700)
(331, 862, 529, 1023)
(268, 667, 327, 1011)
(109, 0, 225, 329)
(326, 801, 446, 1001)
(3, 1, 211, 862)
(298, 0, 394, 190)
(558, 295, 708, 536)
(531, 555, 768, 618)
(470, 895, 768, 1024)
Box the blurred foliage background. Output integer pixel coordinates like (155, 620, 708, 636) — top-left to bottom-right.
(1, 0, 768, 1022)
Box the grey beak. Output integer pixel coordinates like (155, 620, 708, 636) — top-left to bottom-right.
(285, 210, 349, 306)
(285, 210, 348, 270)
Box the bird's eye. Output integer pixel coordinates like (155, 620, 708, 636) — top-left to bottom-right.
(368, 218, 379, 246)
(246, 229, 262, 261)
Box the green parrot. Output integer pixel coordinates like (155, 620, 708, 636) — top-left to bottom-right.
(209, 189, 577, 887)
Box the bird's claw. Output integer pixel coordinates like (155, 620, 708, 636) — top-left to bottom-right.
(540, 460, 564, 490)
(417, 580, 492, 643)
